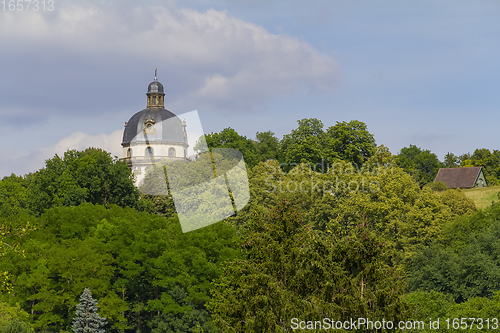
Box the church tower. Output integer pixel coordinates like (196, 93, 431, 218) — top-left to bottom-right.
(121, 70, 188, 187)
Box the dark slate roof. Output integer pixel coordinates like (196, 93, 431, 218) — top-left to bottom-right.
(122, 108, 187, 145)
(434, 166, 482, 188)
(148, 80, 164, 94)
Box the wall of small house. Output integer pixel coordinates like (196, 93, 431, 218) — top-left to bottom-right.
(475, 170, 487, 187)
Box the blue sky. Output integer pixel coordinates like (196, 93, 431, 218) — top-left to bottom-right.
(1, 0, 499, 177)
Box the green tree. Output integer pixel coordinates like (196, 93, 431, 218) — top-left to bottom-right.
(403, 291, 453, 331)
(26, 148, 139, 216)
(438, 189, 476, 219)
(279, 118, 329, 170)
(197, 128, 261, 168)
(0, 302, 31, 331)
(325, 120, 376, 165)
(3, 203, 240, 332)
(72, 288, 107, 333)
(468, 148, 500, 185)
(397, 145, 442, 187)
(409, 211, 500, 302)
(0, 174, 29, 217)
(208, 200, 407, 332)
(0, 215, 35, 293)
(443, 152, 459, 168)
(0, 320, 32, 333)
(254, 131, 281, 162)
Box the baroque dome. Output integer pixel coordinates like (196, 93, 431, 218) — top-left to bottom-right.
(122, 107, 187, 145)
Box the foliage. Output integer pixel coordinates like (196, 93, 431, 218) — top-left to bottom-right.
(196, 128, 261, 168)
(457, 148, 500, 185)
(409, 208, 500, 302)
(438, 189, 476, 219)
(402, 291, 500, 333)
(0, 215, 35, 293)
(0, 302, 31, 330)
(443, 152, 459, 168)
(279, 118, 376, 170)
(72, 288, 107, 333)
(0, 320, 32, 333)
(26, 148, 139, 216)
(0, 174, 29, 217)
(279, 118, 329, 170)
(254, 131, 281, 162)
(326, 120, 376, 165)
(367, 144, 396, 165)
(424, 180, 448, 192)
(397, 145, 442, 187)
(440, 292, 500, 332)
(229, 159, 458, 268)
(208, 200, 408, 332)
(403, 290, 453, 324)
(2, 204, 241, 332)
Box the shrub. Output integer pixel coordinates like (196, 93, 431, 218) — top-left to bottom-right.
(425, 180, 448, 192)
(0, 320, 32, 333)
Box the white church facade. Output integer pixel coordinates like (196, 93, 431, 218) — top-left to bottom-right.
(121, 70, 188, 186)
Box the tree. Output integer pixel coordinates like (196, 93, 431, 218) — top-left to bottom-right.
(196, 128, 261, 168)
(0, 320, 32, 333)
(469, 148, 500, 185)
(397, 145, 442, 187)
(325, 120, 376, 165)
(0, 174, 29, 217)
(72, 288, 107, 333)
(27, 148, 139, 216)
(208, 200, 407, 332)
(438, 189, 476, 219)
(0, 302, 31, 331)
(279, 118, 329, 170)
(254, 131, 281, 162)
(443, 152, 459, 168)
(409, 206, 500, 302)
(0, 215, 35, 293)
(3, 202, 241, 332)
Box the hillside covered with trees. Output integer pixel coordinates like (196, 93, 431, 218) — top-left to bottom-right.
(1, 119, 500, 332)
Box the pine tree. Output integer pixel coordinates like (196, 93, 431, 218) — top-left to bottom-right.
(72, 288, 107, 333)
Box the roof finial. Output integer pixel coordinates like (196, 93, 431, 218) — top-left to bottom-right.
(154, 67, 157, 81)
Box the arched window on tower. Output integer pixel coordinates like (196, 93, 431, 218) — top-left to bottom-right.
(145, 147, 154, 157)
(153, 96, 157, 105)
(127, 148, 132, 158)
(169, 148, 176, 157)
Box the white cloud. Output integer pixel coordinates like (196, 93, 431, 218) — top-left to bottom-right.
(0, 130, 123, 177)
(0, 2, 341, 113)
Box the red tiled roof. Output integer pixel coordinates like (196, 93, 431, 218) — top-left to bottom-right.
(434, 166, 482, 188)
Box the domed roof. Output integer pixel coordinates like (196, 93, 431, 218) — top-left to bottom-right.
(148, 80, 164, 94)
(122, 108, 187, 145)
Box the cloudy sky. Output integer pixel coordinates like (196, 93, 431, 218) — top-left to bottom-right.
(1, 0, 499, 177)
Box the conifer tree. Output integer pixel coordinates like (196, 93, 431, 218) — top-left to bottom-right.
(72, 288, 107, 333)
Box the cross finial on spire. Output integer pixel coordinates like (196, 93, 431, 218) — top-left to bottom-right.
(154, 67, 157, 81)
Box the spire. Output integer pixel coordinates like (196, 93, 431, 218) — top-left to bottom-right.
(154, 67, 157, 81)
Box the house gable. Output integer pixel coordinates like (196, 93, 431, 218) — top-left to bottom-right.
(434, 166, 485, 189)
(473, 168, 488, 188)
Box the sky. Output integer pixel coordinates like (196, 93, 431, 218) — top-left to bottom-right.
(1, 0, 499, 177)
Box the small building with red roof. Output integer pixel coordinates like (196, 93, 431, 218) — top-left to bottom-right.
(433, 166, 487, 189)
